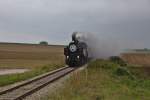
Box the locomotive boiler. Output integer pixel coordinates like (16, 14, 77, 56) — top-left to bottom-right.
(64, 32, 88, 67)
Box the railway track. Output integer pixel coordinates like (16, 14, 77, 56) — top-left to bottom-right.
(0, 66, 76, 100)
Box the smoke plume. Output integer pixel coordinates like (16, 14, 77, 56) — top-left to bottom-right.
(75, 32, 120, 59)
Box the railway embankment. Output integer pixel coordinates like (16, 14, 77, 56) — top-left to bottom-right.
(24, 65, 88, 100)
(0, 65, 87, 100)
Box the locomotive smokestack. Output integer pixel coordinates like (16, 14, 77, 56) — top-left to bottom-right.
(72, 32, 86, 42)
(72, 32, 78, 42)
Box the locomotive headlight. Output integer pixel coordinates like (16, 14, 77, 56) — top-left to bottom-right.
(69, 44, 77, 52)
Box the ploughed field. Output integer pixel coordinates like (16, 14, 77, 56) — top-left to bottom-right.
(0, 43, 65, 68)
(121, 52, 150, 66)
(121, 52, 150, 79)
(0, 43, 65, 86)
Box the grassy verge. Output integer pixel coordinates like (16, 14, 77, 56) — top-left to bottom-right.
(45, 59, 150, 100)
(0, 63, 64, 87)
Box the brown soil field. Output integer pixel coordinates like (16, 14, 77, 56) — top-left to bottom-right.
(0, 43, 65, 69)
(121, 53, 150, 66)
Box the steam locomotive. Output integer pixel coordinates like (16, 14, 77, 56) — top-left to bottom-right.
(64, 32, 88, 67)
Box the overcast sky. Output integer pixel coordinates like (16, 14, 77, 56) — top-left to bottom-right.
(0, 0, 150, 48)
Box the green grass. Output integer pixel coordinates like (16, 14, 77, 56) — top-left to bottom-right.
(0, 63, 64, 86)
(44, 59, 150, 100)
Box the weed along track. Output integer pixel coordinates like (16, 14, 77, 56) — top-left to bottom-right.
(0, 66, 76, 100)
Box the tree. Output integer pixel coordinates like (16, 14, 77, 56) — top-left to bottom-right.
(144, 48, 149, 51)
(39, 41, 48, 45)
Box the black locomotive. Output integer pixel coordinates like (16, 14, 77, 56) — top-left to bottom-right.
(64, 32, 88, 67)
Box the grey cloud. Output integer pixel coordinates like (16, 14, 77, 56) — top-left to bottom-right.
(0, 0, 150, 48)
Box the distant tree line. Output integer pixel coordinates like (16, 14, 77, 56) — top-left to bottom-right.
(134, 48, 150, 51)
(39, 41, 48, 45)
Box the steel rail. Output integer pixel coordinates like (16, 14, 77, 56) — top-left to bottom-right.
(0, 66, 76, 100)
